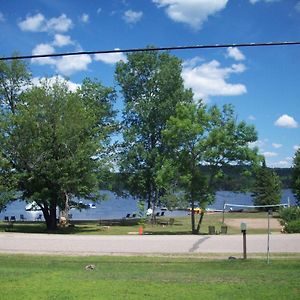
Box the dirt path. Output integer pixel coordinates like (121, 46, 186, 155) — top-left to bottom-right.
(224, 218, 281, 229)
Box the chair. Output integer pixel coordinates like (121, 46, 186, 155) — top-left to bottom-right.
(125, 213, 131, 218)
(132, 213, 136, 218)
(10, 216, 16, 222)
(4, 216, 9, 222)
(20, 214, 26, 221)
(36, 214, 42, 221)
(155, 212, 160, 217)
(161, 211, 165, 217)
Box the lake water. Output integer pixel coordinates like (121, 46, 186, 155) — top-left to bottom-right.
(0, 189, 297, 221)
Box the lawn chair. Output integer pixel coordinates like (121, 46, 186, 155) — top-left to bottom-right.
(10, 216, 16, 222)
(36, 214, 42, 221)
(4, 216, 9, 222)
(125, 213, 131, 218)
(20, 214, 26, 221)
(161, 211, 165, 217)
(132, 213, 136, 218)
(155, 212, 160, 217)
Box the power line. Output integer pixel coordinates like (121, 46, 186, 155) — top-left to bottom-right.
(1, 41, 300, 61)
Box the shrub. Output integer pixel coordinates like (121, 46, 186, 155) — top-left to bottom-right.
(278, 206, 300, 224)
(284, 220, 300, 233)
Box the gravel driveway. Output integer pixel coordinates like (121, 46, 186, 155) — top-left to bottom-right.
(0, 233, 299, 256)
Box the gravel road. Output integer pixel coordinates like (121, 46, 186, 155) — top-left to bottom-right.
(0, 233, 299, 256)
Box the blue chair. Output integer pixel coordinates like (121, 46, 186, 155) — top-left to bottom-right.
(20, 214, 26, 221)
(36, 214, 42, 221)
(4, 216, 9, 222)
(10, 216, 16, 222)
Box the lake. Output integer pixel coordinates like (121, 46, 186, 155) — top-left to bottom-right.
(0, 189, 297, 221)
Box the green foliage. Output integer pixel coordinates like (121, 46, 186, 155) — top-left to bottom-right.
(160, 102, 260, 233)
(0, 54, 31, 114)
(292, 148, 300, 204)
(115, 49, 193, 211)
(283, 219, 300, 233)
(279, 206, 300, 223)
(252, 161, 282, 210)
(0, 71, 115, 229)
(278, 206, 300, 233)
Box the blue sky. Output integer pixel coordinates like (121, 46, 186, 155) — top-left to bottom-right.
(0, 0, 299, 168)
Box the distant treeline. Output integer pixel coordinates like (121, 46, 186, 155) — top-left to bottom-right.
(209, 166, 292, 191)
(108, 166, 292, 193)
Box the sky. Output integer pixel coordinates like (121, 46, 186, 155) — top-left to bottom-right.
(0, 0, 299, 168)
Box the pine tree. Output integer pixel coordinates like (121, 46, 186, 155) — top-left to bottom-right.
(253, 160, 282, 210)
(292, 149, 300, 205)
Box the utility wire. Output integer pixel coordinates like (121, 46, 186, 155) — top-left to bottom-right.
(1, 41, 300, 61)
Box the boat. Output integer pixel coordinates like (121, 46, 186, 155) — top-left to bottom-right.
(25, 202, 41, 211)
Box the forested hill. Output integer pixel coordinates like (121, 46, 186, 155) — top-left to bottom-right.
(201, 166, 292, 191)
(108, 166, 292, 193)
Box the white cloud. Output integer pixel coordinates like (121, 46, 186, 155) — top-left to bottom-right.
(31, 43, 56, 65)
(32, 75, 80, 92)
(97, 8, 102, 14)
(153, 0, 228, 30)
(18, 13, 73, 33)
(270, 160, 290, 168)
(18, 13, 45, 31)
(55, 54, 92, 76)
(182, 58, 247, 101)
(294, 145, 300, 151)
(0, 12, 5, 22)
(249, 0, 280, 4)
(295, 1, 300, 12)
(80, 13, 89, 23)
(272, 143, 282, 149)
(31, 43, 92, 76)
(123, 10, 143, 23)
(94, 49, 127, 64)
(274, 114, 298, 128)
(227, 47, 245, 61)
(262, 151, 278, 157)
(52, 34, 73, 47)
(248, 115, 256, 121)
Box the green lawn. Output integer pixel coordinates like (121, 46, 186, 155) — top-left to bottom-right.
(0, 255, 299, 300)
(0, 212, 280, 235)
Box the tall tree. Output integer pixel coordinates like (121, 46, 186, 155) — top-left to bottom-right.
(0, 77, 115, 229)
(159, 102, 260, 234)
(292, 148, 300, 205)
(0, 57, 31, 210)
(252, 159, 282, 210)
(0, 55, 31, 114)
(115, 49, 193, 215)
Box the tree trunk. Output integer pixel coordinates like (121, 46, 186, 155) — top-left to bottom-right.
(43, 201, 57, 230)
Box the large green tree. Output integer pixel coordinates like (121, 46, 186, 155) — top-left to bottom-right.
(1, 74, 115, 229)
(158, 102, 260, 234)
(115, 49, 193, 215)
(252, 160, 282, 210)
(0, 57, 31, 209)
(292, 148, 300, 205)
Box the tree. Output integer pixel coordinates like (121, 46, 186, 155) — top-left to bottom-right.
(0, 54, 31, 114)
(0, 76, 115, 230)
(159, 102, 260, 234)
(0, 57, 31, 210)
(292, 148, 300, 205)
(252, 160, 282, 210)
(115, 49, 193, 216)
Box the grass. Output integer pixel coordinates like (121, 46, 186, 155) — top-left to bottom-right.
(0, 254, 299, 300)
(0, 212, 281, 235)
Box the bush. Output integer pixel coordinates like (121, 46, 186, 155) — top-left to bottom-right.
(284, 220, 300, 233)
(278, 206, 300, 224)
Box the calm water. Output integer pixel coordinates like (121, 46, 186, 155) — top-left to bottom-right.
(0, 190, 297, 221)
